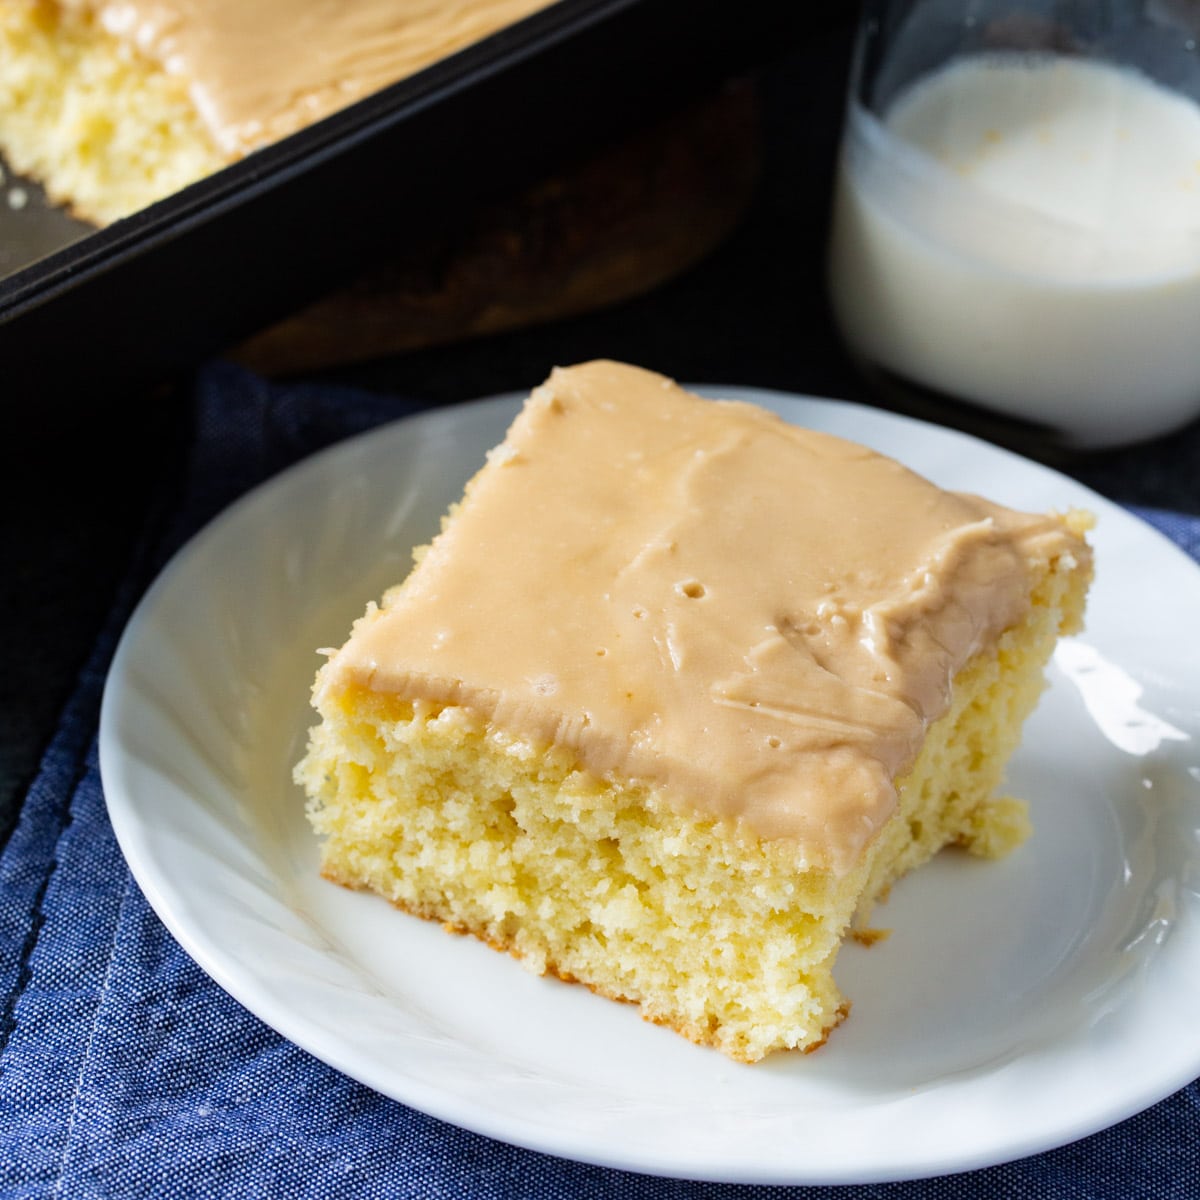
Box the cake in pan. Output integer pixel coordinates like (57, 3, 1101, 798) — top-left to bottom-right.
(293, 360, 1093, 1063)
(0, 0, 555, 225)
(0, 1, 763, 377)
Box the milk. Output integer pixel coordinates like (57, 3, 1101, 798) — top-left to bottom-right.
(828, 54, 1200, 447)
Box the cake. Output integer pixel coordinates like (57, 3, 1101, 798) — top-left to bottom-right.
(0, 0, 554, 225)
(293, 360, 1093, 1063)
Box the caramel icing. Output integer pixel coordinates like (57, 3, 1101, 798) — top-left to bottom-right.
(67, 0, 555, 156)
(319, 361, 1087, 873)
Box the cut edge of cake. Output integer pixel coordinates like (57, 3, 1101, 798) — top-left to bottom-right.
(0, 2, 225, 224)
(296, 522, 1089, 1062)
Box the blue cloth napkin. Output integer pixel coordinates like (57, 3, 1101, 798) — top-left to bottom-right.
(2, 362, 1197, 1200)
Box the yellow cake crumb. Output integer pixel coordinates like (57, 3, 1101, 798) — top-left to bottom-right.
(0, 2, 224, 223)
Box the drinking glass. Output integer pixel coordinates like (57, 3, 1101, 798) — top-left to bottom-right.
(827, 0, 1200, 451)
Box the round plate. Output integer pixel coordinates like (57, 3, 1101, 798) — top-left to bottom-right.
(99, 387, 1200, 1186)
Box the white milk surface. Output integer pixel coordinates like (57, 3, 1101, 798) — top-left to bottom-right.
(828, 54, 1200, 446)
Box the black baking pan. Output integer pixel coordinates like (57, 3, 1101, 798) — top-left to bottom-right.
(0, 0, 847, 404)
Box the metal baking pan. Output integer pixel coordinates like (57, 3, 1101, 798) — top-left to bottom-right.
(0, 0, 843, 402)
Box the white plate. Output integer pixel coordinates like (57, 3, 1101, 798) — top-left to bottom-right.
(99, 387, 1200, 1186)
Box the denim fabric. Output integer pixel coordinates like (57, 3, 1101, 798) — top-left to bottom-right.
(1, 362, 1197, 1200)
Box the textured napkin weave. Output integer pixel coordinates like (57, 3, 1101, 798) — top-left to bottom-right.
(1, 363, 1197, 1200)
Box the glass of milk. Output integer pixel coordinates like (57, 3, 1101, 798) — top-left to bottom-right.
(827, 0, 1200, 451)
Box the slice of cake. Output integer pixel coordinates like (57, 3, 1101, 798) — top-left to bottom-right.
(0, 0, 554, 225)
(294, 360, 1093, 1063)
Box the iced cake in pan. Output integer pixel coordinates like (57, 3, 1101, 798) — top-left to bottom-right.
(0, 0, 554, 224)
(294, 360, 1093, 1062)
